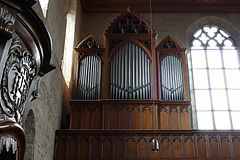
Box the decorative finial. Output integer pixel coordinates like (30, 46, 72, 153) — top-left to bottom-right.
(127, 6, 132, 13)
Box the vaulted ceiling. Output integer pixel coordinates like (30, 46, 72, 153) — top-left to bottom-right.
(80, 0, 240, 13)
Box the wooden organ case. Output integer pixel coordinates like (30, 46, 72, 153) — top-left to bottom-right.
(54, 10, 240, 160)
(0, 0, 54, 159)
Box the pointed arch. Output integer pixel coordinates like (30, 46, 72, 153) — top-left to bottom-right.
(74, 36, 104, 99)
(76, 35, 103, 49)
(188, 22, 240, 130)
(156, 36, 181, 49)
(110, 40, 152, 59)
(156, 36, 188, 101)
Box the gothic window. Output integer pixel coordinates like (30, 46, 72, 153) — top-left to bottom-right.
(189, 25, 240, 130)
(75, 36, 103, 100)
(157, 37, 187, 100)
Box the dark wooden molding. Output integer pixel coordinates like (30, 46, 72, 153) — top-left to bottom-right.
(56, 129, 240, 136)
(80, 0, 240, 13)
(0, 120, 25, 160)
(17, 7, 55, 76)
(74, 48, 105, 54)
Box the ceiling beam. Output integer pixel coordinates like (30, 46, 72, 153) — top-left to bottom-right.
(80, 0, 240, 13)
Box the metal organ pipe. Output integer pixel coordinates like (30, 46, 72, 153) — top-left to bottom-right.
(160, 56, 184, 100)
(110, 43, 151, 99)
(77, 55, 101, 100)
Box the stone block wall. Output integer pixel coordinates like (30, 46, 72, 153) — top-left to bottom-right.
(21, 0, 83, 160)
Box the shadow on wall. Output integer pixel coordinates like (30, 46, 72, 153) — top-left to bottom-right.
(24, 110, 35, 160)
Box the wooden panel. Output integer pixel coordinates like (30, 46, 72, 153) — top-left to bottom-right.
(119, 107, 129, 129)
(232, 137, 240, 157)
(131, 107, 141, 129)
(55, 136, 65, 160)
(81, 108, 91, 129)
(181, 108, 190, 129)
(70, 111, 81, 129)
(209, 137, 220, 158)
(92, 107, 102, 129)
(103, 137, 113, 159)
(160, 137, 171, 158)
(159, 107, 169, 129)
(67, 137, 78, 160)
(169, 107, 179, 130)
(184, 137, 195, 158)
(79, 138, 90, 159)
(69, 100, 191, 130)
(137, 138, 148, 158)
(91, 137, 101, 159)
(221, 136, 231, 159)
(158, 102, 191, 130)
(196, 136, 207, 158)
(115, 137, 125, 160)
(125, 138, 136, 159)
(172, 137, 183, 158)
(54, 130, 240, 160)
(106, 106, 118, 129)
(142, 106, 152, 129)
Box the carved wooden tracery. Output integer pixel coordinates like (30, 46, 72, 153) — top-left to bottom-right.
(106, 8, 150, 34)
(0, 0, 54, 159)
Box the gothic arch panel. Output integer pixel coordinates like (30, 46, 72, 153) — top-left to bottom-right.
(75, 36, 104, 99)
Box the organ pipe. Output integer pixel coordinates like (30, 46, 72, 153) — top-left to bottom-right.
(160, 56, 184, 100)
(77, 55, 101, 100)
(110, 43, 151, 99)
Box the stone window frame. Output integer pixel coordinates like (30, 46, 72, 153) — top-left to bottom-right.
(186, 16, 240, 129)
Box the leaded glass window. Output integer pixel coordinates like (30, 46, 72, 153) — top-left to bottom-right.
(189, 25, 240, 130)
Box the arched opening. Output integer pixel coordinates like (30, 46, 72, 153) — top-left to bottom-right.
(24, 110, 35, 160)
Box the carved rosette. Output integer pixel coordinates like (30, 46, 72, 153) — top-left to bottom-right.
(0, 5, 15, 39)
(0, 37, 37, 122)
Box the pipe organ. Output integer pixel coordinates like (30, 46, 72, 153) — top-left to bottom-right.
(157, 37, 188, 101)
(74, 36, 104, 100)
(110, 42, 151, 99)
(77, 55, 101, 100)
(53, 9, 240, 160)
(160, 56, 184, 100)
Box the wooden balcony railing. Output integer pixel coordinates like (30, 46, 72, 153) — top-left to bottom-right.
(69, 100, 191, 130)
(54, 130, 240, 160)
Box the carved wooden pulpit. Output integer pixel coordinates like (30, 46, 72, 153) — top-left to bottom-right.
(0, 0, 54, 159)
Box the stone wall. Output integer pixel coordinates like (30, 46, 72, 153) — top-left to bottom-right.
(21, 0, 83, 160)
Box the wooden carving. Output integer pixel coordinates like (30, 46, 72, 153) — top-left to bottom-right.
(105, 8, 150, 34)
(0, 5, 15, 39)
(0, 120, 25, 160)
(0, 37, 37, 123)
(0, 0, 54, 159)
